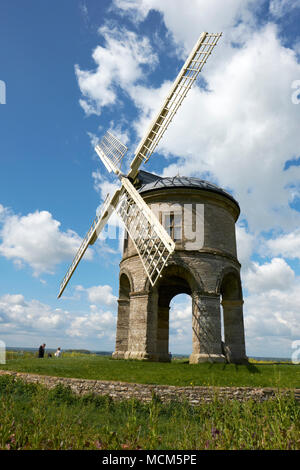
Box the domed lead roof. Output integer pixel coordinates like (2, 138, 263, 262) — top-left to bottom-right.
(137, 171, 239, 208)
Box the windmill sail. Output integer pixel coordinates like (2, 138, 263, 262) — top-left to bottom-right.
(95, 131, 128, 175)
(128, 32, 222, 179)
(57, 189, 121, 298)
(58, 32, 222, 298)
(117, 177, 175, 286)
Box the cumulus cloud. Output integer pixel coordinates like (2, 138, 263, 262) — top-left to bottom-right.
(239, 256, 300, 356)
(0, 293, 67, 334)
(75, 284, 117, 306)
(0, 204, 9, 220)
(243, 257, 295, 293)
(269, 0, 300, 17)
(244, 280, 300, 356)
(0, 292, 117, 349)
(113, 0, 259, 53)
(266, 228, 300, 260)
(0, 205, 92, 276)
(75, 24, 158, 115)
(92, 170, 120, 203)
(236, 224, 256, 270)
(66, 305, 116, 340)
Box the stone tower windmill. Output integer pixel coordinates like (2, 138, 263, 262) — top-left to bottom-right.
(114, 171, 246, 364)
(58, 32, 247, 364)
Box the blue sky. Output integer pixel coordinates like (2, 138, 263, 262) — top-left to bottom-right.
(0, 0, 300, 358)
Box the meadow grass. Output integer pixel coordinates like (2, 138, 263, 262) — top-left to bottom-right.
(1, 352, 300, 388)
(0, 374, 299, 450)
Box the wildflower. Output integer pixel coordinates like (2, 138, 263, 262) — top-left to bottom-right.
(121, 443, 130, 449)
(211, 426, 221, 438)
(94, 440, 102, 449)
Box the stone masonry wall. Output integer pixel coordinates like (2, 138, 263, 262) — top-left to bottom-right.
(1, 370, 299, 404)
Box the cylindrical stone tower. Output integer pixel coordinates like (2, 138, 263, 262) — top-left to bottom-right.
(112, 171, 247, 364)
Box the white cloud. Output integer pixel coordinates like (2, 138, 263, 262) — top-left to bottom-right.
(0, 293, 67, 333)
(236, 224, 256, 269)
(113, 0, 259, 53)
(243, 257, 295, 293)
(66, 306, 116, 339)
(0, 204, 8, 220)
(244, 279, 300, 356)
(92, 170, 120, 203)
(269, 0, 300, 17)
(75, 24, 158, 115)
(266, 228, 300, 260)
(240, 257, 300, 356)
(0, 206, 92, 276)
(75, 284, 117, 306)
(0, 292, 117, 349)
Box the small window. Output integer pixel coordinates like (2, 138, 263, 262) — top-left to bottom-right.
(164, 212, 182, 242)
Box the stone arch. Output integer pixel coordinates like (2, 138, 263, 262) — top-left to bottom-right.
(112, 271, 132, 359)
(119, 267, 134, 294)
(143, 258, 204, 294)
(218, 268, 246, 363)
(151, 263, 202, 361)
(215, 266, 241, 296)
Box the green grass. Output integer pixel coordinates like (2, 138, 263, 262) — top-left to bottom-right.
(0, 374, 299, 450)
(1, 353, 300, 388)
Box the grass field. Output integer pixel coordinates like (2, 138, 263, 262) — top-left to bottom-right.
(0, 374, 299, 450)
(1, 352, 300, 388)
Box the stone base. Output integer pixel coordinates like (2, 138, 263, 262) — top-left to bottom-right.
(113, 351, 172, 362)
(112, 351, 126, 360)
(124, 351, 156, 361)
(189, 353, 226, 364)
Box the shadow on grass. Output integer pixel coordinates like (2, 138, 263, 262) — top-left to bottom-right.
(206, 361, 261, 374)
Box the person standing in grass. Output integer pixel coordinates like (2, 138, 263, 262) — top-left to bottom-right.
(38, 343, 46, 358)
(54, 347, 62, 357)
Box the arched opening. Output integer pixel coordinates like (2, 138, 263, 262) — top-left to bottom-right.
(219, 271, 246, 363)
(169, 293, 192, 357)
(220, 272, 242, 301)
(220, 272, 241, 345)
(114, 273, 131, 358)
(119, 273, 130, 300)
(156, 270, 193, 361)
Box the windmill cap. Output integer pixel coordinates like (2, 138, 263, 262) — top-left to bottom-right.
(137, 170, 239, 209)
